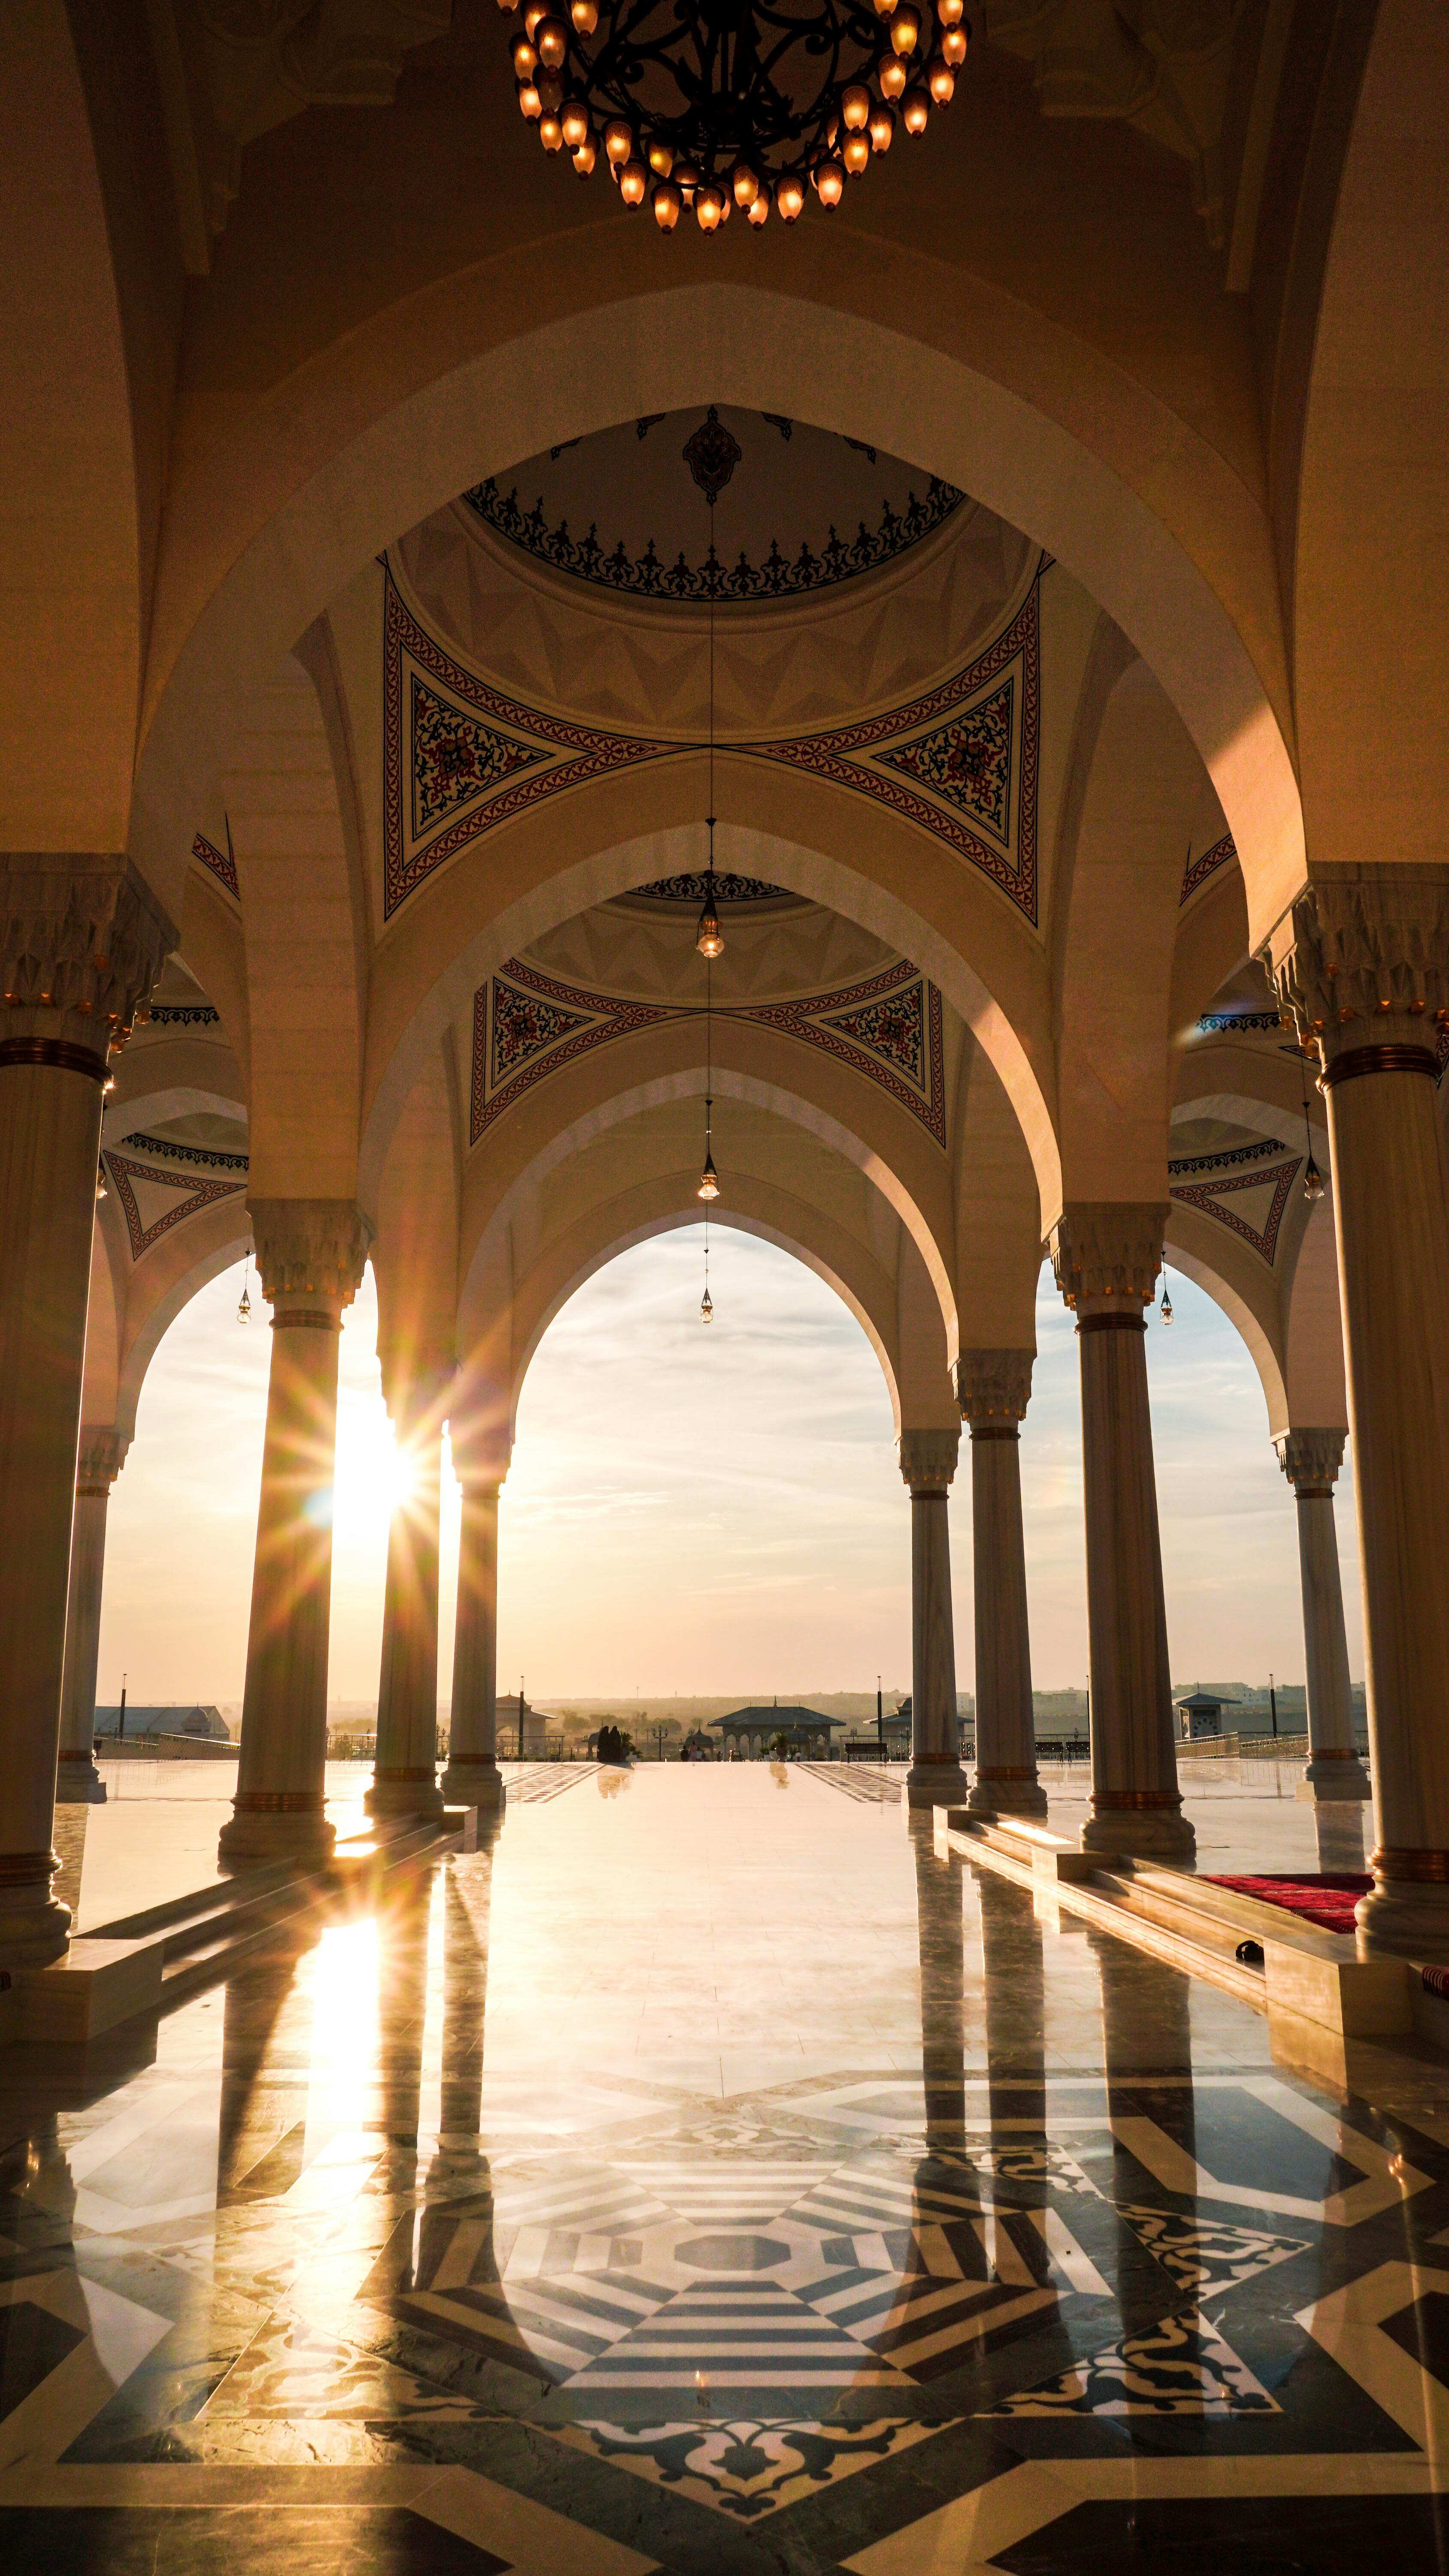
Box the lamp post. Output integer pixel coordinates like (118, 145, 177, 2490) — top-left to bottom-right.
(1269, 1670, 1278, 1740)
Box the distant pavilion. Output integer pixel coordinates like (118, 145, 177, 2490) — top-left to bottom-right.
(709, 1707, 846, 1760)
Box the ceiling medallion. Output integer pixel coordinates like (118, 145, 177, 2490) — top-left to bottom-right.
(497, 0, 970, 232)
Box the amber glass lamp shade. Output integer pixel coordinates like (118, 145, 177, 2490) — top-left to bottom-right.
(696, 894, 724, 958)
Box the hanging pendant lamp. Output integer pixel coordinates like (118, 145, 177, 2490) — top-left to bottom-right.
(697, 1096, 719, 1201)
(1299, 1048, 1325, 1203)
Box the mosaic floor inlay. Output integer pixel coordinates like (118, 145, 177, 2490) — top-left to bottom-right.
(4, 1766, 1449, 2570)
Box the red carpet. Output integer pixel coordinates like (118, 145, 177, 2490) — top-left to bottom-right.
(1206, 1873, 1371, 1936)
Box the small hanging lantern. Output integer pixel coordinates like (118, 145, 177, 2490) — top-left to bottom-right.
(1159, 1267, 1174, 1327)
(696, 821, 724, 959)
(237, 1263, 252, 1322)
(1298, 1047, 1326, 1203)
(700, 1282, 713, 1321)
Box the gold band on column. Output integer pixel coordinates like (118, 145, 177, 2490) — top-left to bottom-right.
(232, 1789, 326, 1815)
(970, 1425, 1021, 1442)
(0, 1036, 108, 1081)
(976, 1765, 1037, 1782)
(1314, 1746, 1361, 1761)
(1372, 1845, 1449, 1883)
(1321, 1043, 1438, 1088)
(271, 1309, 342, 1334)
(0, 1848, 58, 1884)
(1076, 1313, 1148, 1335)
(1092, 1788, 1182, 1811)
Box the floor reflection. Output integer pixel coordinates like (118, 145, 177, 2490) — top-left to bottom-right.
(0, 1771, 1447, 2573)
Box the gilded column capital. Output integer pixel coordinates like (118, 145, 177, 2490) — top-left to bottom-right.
(897, 1427, 959, 1493)
(956, 1348, 1034, 1426)
(0, 855, 175, 1063)
(1258, 864, 1449, 1065)
(1275, 1427, 1347, 1497)
(76, 1426, 131, 1496)
(1049, 1202, 1167, 1311)
(248, 1199, 371, 1320)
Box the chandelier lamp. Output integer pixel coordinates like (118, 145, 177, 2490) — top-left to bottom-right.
(496, 0, 970, 232)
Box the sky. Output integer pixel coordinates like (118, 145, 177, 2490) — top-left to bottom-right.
(96, 1228, 1364, 1707)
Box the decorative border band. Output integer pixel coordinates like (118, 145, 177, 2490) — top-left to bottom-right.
(0, 1037, 107, 1080)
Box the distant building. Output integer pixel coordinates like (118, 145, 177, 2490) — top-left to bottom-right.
(1175, 1689, 1237, 1742)
(94, 1703, 231, 1741)
(710, 1705, 846, 1758)
(498, 1693, 557, 1756)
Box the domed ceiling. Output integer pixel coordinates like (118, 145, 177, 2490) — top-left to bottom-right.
(462, 407, 963, 610)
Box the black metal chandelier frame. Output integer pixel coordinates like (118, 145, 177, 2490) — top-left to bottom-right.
(498, 0, 970, 229)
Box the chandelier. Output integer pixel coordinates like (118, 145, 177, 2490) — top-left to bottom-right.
(497, 0, 970, 231)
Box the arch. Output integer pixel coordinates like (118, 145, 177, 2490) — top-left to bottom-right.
(112, 1212, 255, 1447)
(1161, 1231, 1288, 1435)
(457, 1036, 961, 1355)
(503, 1179, 910, 1442)
(361, 805, 1060, 1228)
(135, 275, 1300, 948)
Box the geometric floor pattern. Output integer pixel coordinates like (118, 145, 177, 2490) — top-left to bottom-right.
(4, 1765, 1449, 2571)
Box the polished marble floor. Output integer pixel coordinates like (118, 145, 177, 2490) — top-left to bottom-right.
(6, 1764, 1449, 2571)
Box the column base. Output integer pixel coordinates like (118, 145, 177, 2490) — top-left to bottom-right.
(55, 1755, 106, 1804)
(904, 1762, 971, 1811)
(967, 1768, 1048, 1820)
(218, 1798, 335, 1868)
(1082, 1797, 1197, 1863)
(0, 1873, 72, 1969)
(1357, 1853, 1449, 1956)
(1295, 1753, 1371, 1803)
(366, 1768, 445, 1823)
(439, 1762, 506, 1812)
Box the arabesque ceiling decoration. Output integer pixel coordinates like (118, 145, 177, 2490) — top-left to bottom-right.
(101, 1140, 248, 1264)
(383, 562, 1040, 922)
(1180, 829, 1237, 905)
(464, 407, 963, 606)
(470, 953, 945, 1146)
(192, 829, 239, 900)
(1168, 1138, 1301, 1267)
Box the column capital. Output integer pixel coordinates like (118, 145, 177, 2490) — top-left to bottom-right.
(0, 855, 174, 1060)
(956, 1348, 1034, 1426)
(1258, 864, 1449, 1064)
(76, 1426, 131, 1495)
(898, 1427, 959, 1493)
(249, 1199, 371, 1316)
(1049, 1202, 1167, 1311)
(1275, 1427, 1347, 1496)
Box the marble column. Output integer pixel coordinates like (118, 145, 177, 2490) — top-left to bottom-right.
(898, 1428, 970, 1810)
(1273, 1429, 1370, 1804)
(56, 1427, 131, 1803)
(1263, 866, 1449, 1949)
(440, 1467, 507, 1811)
(1049, 1205, 1194, 1863)
(956, 1350, 1046, 1818)
(368, 1373, 449, 1824)
(0, 857, 171, 1965)
(219, 1201, 368, 1868)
